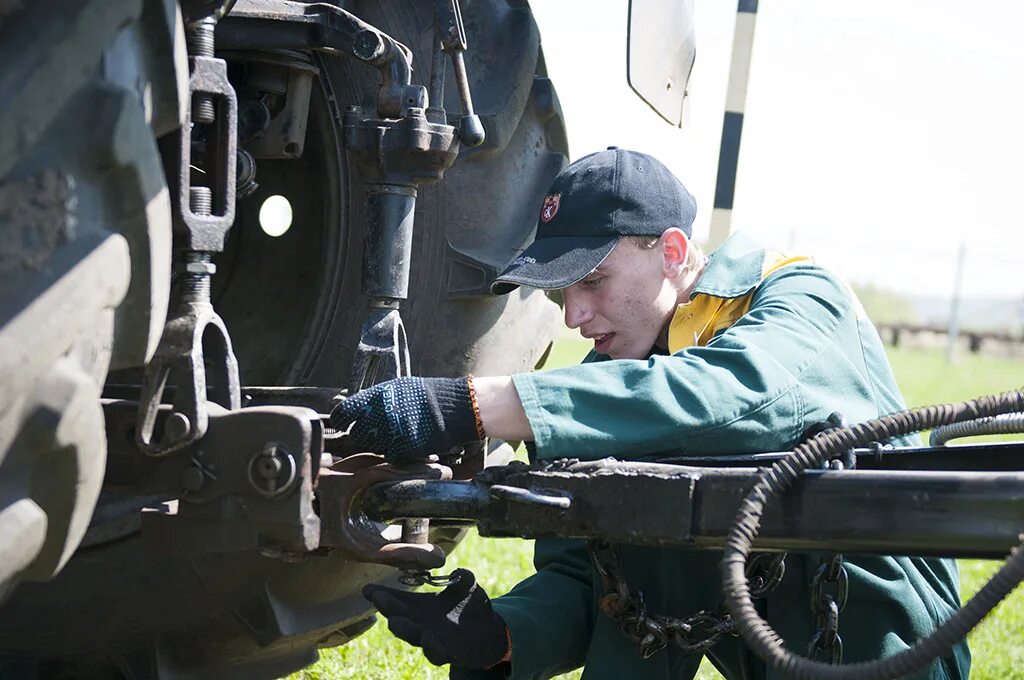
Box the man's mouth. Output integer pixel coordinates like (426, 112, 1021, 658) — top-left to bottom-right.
(593, 332, 615, 353)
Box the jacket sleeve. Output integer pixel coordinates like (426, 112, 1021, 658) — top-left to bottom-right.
(511, 264, 854, 460)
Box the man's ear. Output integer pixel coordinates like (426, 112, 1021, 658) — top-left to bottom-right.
(660, 228, 689, 278)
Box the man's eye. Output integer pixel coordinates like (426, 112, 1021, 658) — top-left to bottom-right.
(582, 277, 603, 288)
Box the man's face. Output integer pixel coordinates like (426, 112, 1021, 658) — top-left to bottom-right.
(560, 237, 683, 360)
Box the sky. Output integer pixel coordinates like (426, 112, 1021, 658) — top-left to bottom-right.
(529, 0, 1024, 300)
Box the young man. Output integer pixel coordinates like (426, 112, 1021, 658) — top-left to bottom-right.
(331, 148, 969, 679)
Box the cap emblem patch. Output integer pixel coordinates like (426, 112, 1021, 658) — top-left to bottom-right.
(540, 193, 561, 222)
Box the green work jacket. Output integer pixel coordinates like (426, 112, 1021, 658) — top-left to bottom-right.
(455, 233, 968, 680)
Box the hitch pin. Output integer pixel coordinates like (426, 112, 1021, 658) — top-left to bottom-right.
(397, 518, 461, 587)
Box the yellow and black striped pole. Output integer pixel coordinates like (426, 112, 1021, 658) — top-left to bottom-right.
(708, 0, 759, 250)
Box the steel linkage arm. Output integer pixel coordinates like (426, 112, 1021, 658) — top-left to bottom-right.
(219, 0, 423, 117)
(359, 448, 1024, 560)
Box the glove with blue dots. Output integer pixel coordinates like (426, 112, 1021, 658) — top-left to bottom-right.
(329, 376, 483, 464)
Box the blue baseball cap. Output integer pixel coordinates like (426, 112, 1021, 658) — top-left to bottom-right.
(490, 147, 696, 295)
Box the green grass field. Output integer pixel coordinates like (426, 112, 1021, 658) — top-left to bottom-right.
(291, 341, 1024, 680)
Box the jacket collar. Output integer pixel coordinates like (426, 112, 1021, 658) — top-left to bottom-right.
(690, 232, 766, 299)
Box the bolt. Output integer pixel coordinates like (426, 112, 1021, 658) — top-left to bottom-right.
(179, 250, 213, 303)
(257, 452, 283, 479)
(180, 465, 206, 493)
(186, 16, 217, 124)
(180, 188, 213, 304)
(248, 445, 296, 498)
(190, 186, 212, 216)
(164, 412, 192, 443)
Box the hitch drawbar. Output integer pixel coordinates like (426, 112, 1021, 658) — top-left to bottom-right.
(358, 450, 1024, 560)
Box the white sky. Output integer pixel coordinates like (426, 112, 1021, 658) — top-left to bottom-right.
(529, 0, 1024, 299)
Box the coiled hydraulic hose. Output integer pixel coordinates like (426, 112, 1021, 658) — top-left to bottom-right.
(929, 412, 1024, 446)
(721, 388, 1024, 680)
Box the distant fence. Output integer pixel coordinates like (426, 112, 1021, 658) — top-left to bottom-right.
(876, 323, 1024, 357)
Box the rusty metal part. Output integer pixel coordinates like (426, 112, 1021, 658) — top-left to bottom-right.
(318, 454, 452, 571)
(135, 298, 241, 456)
(348, 304, 411, 392)
(587, 542, 786, 659)
(163, 32, 238, 252)
(103, 400, 322, 552)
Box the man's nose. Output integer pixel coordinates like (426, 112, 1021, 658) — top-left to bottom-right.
(562, 289, 593, 329)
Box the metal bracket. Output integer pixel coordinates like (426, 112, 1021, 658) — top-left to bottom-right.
(348, 305, 411, 393)
(165, 53, 238, 252)
(135, 300, 241, 456)
(98, 400, 322, 552)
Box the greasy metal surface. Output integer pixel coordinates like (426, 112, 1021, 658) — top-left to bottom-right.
(342, 106, 459, 186)
(221, 0, 423, 118)
(364, 453, 1024, 559)
(341, 101, 457, 392)
(166, 52, 238, 252)
(105, 400, 321, 552)
(318, 454, 451, 570)
(367, 460, 697, 544)
(362, 186, 417, 298)
(348, 305, 412, 392)
(135, 298, 241, 455)
(232, 50, 319, 159)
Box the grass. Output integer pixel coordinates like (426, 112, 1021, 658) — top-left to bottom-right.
(291, 340, 1024, 679)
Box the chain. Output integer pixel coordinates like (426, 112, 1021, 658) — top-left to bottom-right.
(398, 569, 462, 587)
(807, 552, 848, 664)
(587, 540, 787, 659)
(804, 434, 852, 665)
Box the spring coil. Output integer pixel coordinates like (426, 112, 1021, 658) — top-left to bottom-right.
(929, 413, 1024, 446)
(721, 388, 1024, 680)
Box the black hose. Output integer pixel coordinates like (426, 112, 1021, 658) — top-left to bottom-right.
(721, 388, 1024, 680)
(929, 413, 1024, 446)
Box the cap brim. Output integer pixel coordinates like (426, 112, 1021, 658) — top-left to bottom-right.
(490, 236, 617, 295)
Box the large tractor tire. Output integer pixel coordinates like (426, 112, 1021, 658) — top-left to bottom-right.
(0, 0, 182, 600)
(0, 1, 567, 678)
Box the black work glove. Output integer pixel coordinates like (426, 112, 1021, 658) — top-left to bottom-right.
(329, 376, 483, 464)
(363, 568, 510, 669)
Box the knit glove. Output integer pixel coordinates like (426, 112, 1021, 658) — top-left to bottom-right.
(363, 568, 511, 669)
(329, 376, 484, 464)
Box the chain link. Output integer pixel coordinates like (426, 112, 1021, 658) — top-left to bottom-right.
(807, 552, 848, 664)
(587, 540, 787, 658)
(806, 432, 852, 665)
